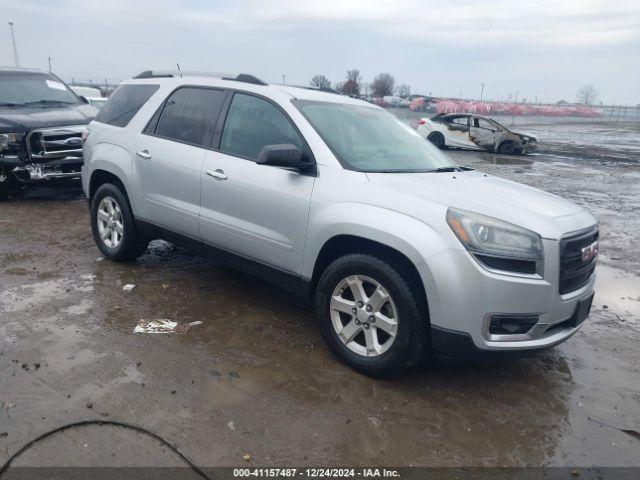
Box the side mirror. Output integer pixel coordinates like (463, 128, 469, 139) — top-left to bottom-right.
(256, 144, 302, 168)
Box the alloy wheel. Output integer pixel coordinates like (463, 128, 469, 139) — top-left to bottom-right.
(96, 196, 124, 249)
(329, 274, 398, 357)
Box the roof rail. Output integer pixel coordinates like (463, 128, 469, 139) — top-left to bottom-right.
(286, 84, 342, 95)
(133, 70, 267, 86)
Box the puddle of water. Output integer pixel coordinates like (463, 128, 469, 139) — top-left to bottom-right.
(62, 298, 94, 315)
(0, 279, 69, 313)
(594, 264, 640, 317)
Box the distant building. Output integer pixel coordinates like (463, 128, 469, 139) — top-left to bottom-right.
(556, 99, 570, 106)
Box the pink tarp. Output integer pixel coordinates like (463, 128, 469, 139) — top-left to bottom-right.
(432, 99, 599, 117)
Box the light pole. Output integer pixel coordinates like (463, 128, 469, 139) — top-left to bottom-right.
(480, 82, 485, 101)
(8, 21, 20, 67)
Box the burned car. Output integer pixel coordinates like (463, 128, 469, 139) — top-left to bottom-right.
(417, 113, 537, 154)
(0, 68, 97, 200)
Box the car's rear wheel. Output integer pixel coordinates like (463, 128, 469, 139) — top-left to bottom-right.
(314, 254, 429, 377)
(498, 140, 517, 155)
(427, 132, 445, 149)
(91, 183, 148, 261)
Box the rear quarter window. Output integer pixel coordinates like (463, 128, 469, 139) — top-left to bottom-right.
(96, 84, 159, 127)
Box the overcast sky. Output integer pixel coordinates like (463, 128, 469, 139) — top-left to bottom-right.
(2, 0, 639, 104)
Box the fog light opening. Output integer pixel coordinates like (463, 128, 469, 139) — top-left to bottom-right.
(488, 315, 539, 335)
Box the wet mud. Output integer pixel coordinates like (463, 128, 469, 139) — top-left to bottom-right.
(1, 128, 639, 468)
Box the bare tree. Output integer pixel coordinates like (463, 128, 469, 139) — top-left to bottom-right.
(577, 84, 599, 106)
(310, 74, 331, 90)
(339, 69, 361, 96)
(371, 73, 395, 97)
(395, 83, 411, 98)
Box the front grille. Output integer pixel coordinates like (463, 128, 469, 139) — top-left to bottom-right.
(27, 125, 87, 161)
(559, 227, 598, 294)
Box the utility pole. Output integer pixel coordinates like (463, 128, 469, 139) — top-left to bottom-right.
(282, 74, 286, 85)
(48, 56, 52, 72)
(480, 82, 485, 101)
(8, 22, 20, 67)
(512, 90, 519, 126)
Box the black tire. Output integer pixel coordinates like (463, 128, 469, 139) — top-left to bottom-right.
(314, 253, 429, 377)
(427, 132, 445, 149)
(90, 183, 148, 262)
(498, 140, 517, 155)
(0, 171, 10, 201)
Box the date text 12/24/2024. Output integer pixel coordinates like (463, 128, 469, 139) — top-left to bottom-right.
(233, 468, 400, 478)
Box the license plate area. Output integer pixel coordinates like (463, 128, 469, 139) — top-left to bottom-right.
(572, 293, 594, 328)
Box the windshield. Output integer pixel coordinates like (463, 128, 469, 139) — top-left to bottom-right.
(294, 100, 457, 172)
(0, 72, 80, 106)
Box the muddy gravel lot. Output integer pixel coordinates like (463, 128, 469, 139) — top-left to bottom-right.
(0, 119, 639, 471)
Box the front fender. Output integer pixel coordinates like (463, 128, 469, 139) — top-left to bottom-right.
(303, 202, 451, 321)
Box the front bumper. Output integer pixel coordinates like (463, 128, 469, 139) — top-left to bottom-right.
(422, 238, 596, 356)
(8, 157, 84, 183)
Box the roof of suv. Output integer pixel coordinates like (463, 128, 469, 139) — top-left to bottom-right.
(123, 71, 372, 106)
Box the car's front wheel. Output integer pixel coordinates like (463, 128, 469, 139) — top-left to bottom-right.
(498, 140, 517, 155)
(0, 171, 10, 201)
(91, 183, 148, 261)
(314, 254, 429, 377)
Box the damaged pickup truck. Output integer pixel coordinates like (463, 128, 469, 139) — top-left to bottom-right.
(0, 68, 97, 200)
(417, 113, 537, 155)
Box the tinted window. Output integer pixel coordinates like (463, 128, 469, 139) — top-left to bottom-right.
(220, 93, 302, 160)
(154, 88, 226, 147)
(96, 84, 159, 127)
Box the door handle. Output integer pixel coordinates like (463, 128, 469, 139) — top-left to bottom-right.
(136, 149, 152, 159)
(206, 169, 228, 180)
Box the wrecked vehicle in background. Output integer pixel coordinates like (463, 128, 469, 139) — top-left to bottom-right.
(0, 68, 97, 200)
(417, 113, 537, 154)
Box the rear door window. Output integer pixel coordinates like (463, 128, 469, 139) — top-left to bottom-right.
(153, 87, 227, 147)
(96, 84, 159, 127)
(450, 116, 469, 127)
(219, 93, 302, 160)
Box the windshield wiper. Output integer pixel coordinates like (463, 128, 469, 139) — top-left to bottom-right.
(427, 167, 463, 173)
(23, 100, 77, 107)
(0, 102, 24, 107)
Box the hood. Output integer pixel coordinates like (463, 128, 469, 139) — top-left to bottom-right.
(0, 104, 97, 133)
(366, 170, 596, 238)
(510, 129, 537, 141)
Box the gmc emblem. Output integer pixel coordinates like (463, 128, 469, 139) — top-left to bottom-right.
(581, 241, 599, 263)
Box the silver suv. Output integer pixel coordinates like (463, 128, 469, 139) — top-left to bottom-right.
(82, 71, 598, 376)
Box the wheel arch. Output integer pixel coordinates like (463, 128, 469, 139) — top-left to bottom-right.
(89, 169, 129, 202)
(309, 234, 430, 324)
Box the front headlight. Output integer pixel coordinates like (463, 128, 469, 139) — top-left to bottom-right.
(0, 133, 23, 154)
(446, 208, 544, 273)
